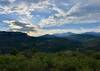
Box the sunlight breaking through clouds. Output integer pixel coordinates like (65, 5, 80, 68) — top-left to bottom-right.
(0, 0, 100, 36)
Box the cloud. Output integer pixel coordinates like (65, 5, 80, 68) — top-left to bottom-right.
(8, 0, 16, 3)
(93, 26, 100, 32)
(27, 26, 100, 36)
(0, 0, 100, 36)
(38, 0, 100, 28)
(88, 0, 100, 4)
(0, 0, 53, 24)
(3, 20, 40, 33)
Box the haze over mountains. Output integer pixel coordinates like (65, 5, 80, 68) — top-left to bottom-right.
(53, 32, 100, 37)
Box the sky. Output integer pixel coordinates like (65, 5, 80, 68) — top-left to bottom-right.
(0, 0, 100, 36)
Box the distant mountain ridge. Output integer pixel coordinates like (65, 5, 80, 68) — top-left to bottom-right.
(53, 32, 75, 37)
(84, 32, 100, 36)
(53, 32, 100, 37)
(0, 31, 100, 54)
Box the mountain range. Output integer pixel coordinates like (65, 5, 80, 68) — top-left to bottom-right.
(0, 31, 100, 54)
(53, 32, 100, 37)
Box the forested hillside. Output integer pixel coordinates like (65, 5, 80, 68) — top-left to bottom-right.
(0, 31, 100, 71)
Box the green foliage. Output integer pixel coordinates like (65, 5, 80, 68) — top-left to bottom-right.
(0, 51, 100, 71)
(10, 48, 18, 55)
